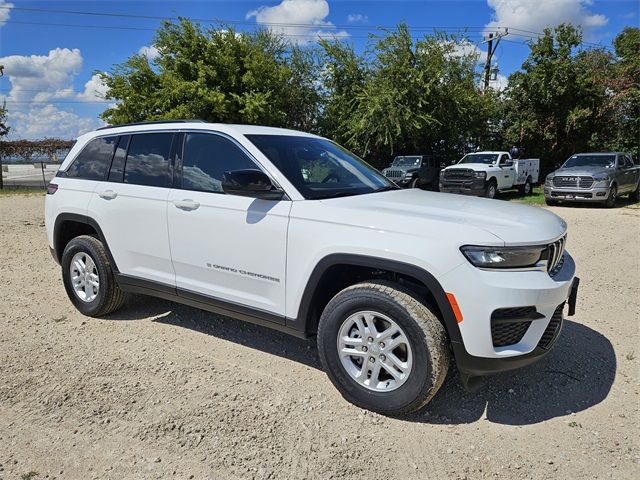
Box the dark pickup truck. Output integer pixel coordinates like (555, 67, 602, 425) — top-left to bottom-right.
(544, 152, 640, 207)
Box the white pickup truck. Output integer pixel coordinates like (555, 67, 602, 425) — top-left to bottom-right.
(439, 151, 540, 198)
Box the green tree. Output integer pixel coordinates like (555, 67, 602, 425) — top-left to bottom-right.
(319, 24, 496, 167)
(100, 19, 322, 129)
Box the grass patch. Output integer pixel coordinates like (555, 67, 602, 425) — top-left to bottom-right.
(21, 472, 39, 480)
(0, 186, 45, 197)
(499, 187, 547, 206)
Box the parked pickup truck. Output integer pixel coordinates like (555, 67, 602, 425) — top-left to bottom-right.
(382, 155, 440, 190)
(439, 151, 539, 199)
(544, 152, 640, 207)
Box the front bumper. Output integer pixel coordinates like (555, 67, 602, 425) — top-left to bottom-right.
(440, 251, 578, 377)
(544, 185, 611, 202)
(439, 178, 486, 196)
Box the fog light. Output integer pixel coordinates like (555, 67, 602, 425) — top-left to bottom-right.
(596, 192, 605, 197)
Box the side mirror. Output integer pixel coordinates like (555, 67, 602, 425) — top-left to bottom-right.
(222, 169, 284, 200)
(502, 160, 514, 167)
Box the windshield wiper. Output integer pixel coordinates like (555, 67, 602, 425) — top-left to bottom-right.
(313, 191, 361, 199)
(372, 185, 401, 193)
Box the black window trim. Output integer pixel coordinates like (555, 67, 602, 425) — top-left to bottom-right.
(176, 129, 289, 198)
(106, 134, 131, 183)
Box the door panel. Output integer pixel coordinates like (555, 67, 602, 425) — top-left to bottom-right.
(89, 183, 174, 284)
(167, 191, 291, 315)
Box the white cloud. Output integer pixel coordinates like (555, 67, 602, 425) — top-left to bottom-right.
(446, 41, 489, 64)
(347, 14, 368, 23)
(489, 73, 509, 91)
(138, 45, 159, 61)
(0, 0, 14, 27)
(0, 48, 107, 139)
(485, 0, 608, 38)
(246, 0, 348, 44)
(7, 105, 101, 139)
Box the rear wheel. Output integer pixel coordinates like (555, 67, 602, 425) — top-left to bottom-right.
(630, 182, 639, 202)
(485, 179, 497, 199)
(518, 177, 532, 195)
(61, 235, 126, 317)
(605, 185, 617, 208)
(317, 282, 450, 415)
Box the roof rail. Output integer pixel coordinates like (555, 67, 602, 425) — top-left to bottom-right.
(96, 119, 206, 131)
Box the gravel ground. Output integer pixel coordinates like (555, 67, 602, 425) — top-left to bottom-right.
(0, 194, 638, 480)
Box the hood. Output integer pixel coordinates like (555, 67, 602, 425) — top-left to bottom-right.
(383, 165, 419, 173)
(550, 166, 612, 178)
(444, 163, 499, 172)
(316, 189, 567, 245)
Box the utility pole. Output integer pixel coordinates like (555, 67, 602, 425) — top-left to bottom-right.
(483, 29, 508, 91)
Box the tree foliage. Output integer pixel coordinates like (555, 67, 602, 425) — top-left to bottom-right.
(100, 20, 639, 170)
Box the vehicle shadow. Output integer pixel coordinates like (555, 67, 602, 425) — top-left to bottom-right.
(106, 295, 322, 370)
(409, 319, 616, 426)
(107, 299, 615, 426)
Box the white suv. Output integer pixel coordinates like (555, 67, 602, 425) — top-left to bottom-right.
(45, 120, 579, 414)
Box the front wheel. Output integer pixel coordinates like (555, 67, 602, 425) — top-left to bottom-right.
(545, 198, 559, 206)
(61, 235, 127, 317)
(605, 185, 618, 208)
(630, 182, 639, 202)
(485, 180, 497, 199)
(410, 177, 420, 189)
(317, 282, 450, 415)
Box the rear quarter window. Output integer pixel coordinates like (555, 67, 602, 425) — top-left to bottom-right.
(65, 136, 117, 180)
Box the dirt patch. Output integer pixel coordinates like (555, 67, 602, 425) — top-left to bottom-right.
(0, 196, 638, 479)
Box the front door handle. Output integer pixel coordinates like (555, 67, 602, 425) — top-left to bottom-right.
(173, 199, 200, 211)
(98, 190, 117, 200)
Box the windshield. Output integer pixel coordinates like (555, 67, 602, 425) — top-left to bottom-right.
(458, 153, 499, 165)
(392, 156, 421, 167)
(562, 154, 615, 168)
(245, 135, 394, 200)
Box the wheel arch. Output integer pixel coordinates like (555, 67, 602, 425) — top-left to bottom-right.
(290, 253, 462, 346)
(53, 213, 119, 271)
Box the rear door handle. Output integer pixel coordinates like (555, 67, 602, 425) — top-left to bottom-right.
(98, 190, 117, 200)
(173, 199, 200, 211)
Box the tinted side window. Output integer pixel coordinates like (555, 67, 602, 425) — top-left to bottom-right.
(124, 133, 173, 187)
(182, 133, 258, 193)
(108, 135, 130, 183)
(65, 136, 117, 180)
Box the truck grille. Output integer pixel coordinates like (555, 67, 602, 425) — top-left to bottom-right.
(537, 303, 564, 350)
(384, 169, 404, 179)
(547, 235, 566, 276)
(552, 176, 594, 189)
(443, 168, 474, 180)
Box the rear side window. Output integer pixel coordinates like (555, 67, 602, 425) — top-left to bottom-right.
(123, 133, 173, 187)
(107, 135, 130, 183)
(182, 133, 258, 193)
(65, 136, 117, 180)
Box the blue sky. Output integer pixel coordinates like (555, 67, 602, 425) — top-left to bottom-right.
(1, 0, 638, 139)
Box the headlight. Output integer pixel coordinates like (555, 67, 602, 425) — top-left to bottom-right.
(545, 176, 553, 185)
(460, 245, 547, 269)
(473, 171, 486, 178)
(404, 172, 414, 179)
(593, 176, 609, 183)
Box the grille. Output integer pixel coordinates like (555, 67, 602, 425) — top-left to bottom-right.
(443, 168, 474, 180)
(552, 176, 594, 188)
(490, 306, 538, 347)
(547, 235, 567, 276)
(538, 303, 564, 350)
(384, 169, 404, 179)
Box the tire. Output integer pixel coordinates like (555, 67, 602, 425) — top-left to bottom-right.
(317, 282, 450, 415)
(410, 177, 420, 189)
(605, 184, 617, 208)
(545, 198, 559, 206)
(518, 177, 532, 195)
(61, 235, 127, 317)
(485, 179, 497, 199)
(630, 182, 640, 202)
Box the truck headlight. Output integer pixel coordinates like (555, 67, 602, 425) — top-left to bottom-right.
(473, 171, 486, 179)
(460, 245, 547, 269)
(593, 176, 609, 185)
(545, 176, 553, 185)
